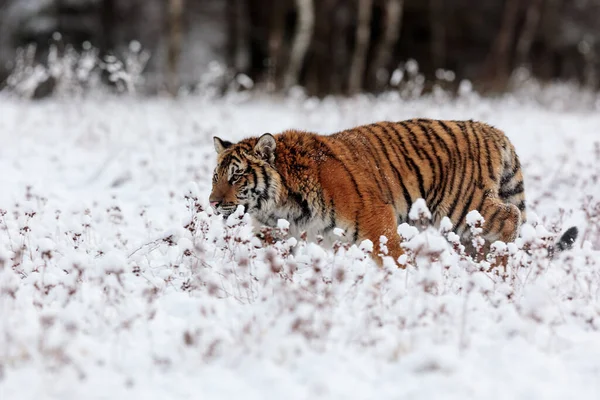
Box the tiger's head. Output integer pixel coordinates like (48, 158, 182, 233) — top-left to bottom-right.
(209, 133, 282, 218)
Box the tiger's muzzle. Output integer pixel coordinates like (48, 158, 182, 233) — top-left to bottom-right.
(209, 194, 238, 218)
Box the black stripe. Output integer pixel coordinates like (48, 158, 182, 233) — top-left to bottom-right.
(499, 181, 524, 198)
(484, 208, 501, 235)
(290, 192, 312, 224)
(440, 122, 466, 221)
(317, 138, 364, 238)
(451, 122, 474, 218)
(361, 126, 395, 202)
(453, 121, 473, 161)
(498, 215, 507, 239)
(255, 166, 271, 211)
(388, 123, 427, 199)
(500, 163, 519, 186)
(414, 118, 433, 123)
(324, 200, 336, 233)
(454, 183, 478, 233)
(445, 179, 464, 223)
(222, 154, 233, 167)
(317, 191, 328, 222)
(415, 123, 444, 208)
(249, 169, 259, 193)
(468, 122, 483, 184)
(407, 122, 439, 206)
(364, 124, 399, 203)
(475, 193, 487, 217)
(398, 121, 428, 161)
(336, 131, 390, 199)
(379, 124, 416, 210)
(317, 138, 364, 203)
(420, 121, 452, 213)
(517, 200, 526, 211)
(260, 165, 270, 193)
(482, 129, 496, 182)
(238, 141, 253, 151)
(430, 121, 454, 156)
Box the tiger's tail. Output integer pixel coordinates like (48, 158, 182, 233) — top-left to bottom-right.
(549, 226, 578, 258)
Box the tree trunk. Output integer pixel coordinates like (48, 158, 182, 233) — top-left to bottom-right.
(267, 0, 286, 91)
(348, 0, 373, 94)
(100, 0, 116, 56)
(331, 1, 352, 93)
(482, 0, 521, 91)
(245, 0, 269, 82)
(284, 0, 315, 90)
(226, 0, 238, 72)
(429, 0, 445, 71)
(515, 0, 544, 68)
(167, 0, 184, 96)
(368, 0, 403, 91)
(304, 0, 336, 95)
(235, 0, 250, 74)
(536, 0, 562, 80)
(582, 41, 598, 89)
(224, 0, 250, 93)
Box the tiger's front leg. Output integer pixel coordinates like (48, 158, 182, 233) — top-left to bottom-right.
(319, 162, 404, 267)
(357, 204, 404, 268)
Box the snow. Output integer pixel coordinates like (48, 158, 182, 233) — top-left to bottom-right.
(408, 198, 432, 221)
(1, 89, 600, 399)
(439, 216, 453, 233)
(398, 223, 419, 240)
(333, 227, 345, 237)
(466, 210, 484, 227)
(520, 223, 537, 241)
(276, 219, 290, 231)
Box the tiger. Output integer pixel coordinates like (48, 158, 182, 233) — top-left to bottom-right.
(208, 118, 578, 266)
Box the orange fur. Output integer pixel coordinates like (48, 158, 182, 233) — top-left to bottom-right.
(209, 119, 527, 266)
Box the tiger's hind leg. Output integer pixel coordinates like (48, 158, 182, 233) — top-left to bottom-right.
(478, 195, 522, 245)
(460, 196, 521, 258)
(498, 144, 527, 223)
(357, 204, 404, 268)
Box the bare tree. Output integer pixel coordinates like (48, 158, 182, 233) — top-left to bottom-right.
(226, 0, 238, 73)
(368, 0, 403, 91)
(235, 0, 250, 74)
(224, 0, 249, 92)
(267, 0, 286, 91)
(536, 0, 562, 80)
(167, 0, 184, 96)
(348, 0, 373, 94)
(581, 38, 598, 89)
(304, 0, 337, 95)
(429, 0, 445, 71)
(482, 0, 521, 90)
(516, 0, 544, 68)
(284, 0, 315, 90)
(330, 1, 353, 93)
(100, 0, 116, 56)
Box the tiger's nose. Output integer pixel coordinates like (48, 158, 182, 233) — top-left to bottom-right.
(209, 192, 223, 210)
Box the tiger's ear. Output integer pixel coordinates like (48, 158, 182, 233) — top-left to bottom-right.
(213, 136, 232, 154)
(254, 133, 276, 163)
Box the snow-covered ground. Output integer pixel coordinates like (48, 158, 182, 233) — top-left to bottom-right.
(1, 89, 600, 399)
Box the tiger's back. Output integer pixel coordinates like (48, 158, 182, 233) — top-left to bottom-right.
(321, 118, 526, 241)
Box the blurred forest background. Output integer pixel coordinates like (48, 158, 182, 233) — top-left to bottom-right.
(0, 0, 599, 97)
